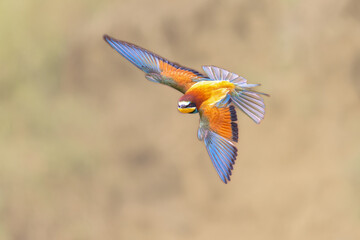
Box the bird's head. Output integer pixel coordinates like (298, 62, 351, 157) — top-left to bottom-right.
(178, 101, 198, 114)
(178, 95, 198, 114)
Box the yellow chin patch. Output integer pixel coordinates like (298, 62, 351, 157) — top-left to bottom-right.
(178, 107, 196, 113)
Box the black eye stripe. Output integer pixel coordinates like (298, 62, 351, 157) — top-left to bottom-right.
(188, 102, 196, 108)
(178, 102, 196, 108)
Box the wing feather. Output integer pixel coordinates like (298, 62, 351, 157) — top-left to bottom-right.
(104, 35, 205, 92)
(199, 105, 238, 183)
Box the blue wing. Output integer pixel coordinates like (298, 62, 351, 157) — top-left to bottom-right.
(104, 35, 206, 93)
(104, 35, 206, 76)
(198, 105, 238, 183)
(104, 35, 162, 74)
(203, 130, 237, 183)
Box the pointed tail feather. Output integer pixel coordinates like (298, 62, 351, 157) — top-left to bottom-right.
(231, 82, 269, 124)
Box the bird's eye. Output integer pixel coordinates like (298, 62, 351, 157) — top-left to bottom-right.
(187, 102, 196, 108)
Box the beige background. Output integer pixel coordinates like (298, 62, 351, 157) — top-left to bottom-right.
(1, 0, 360, 239)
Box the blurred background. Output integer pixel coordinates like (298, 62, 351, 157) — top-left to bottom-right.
(1, 0, 360, 239)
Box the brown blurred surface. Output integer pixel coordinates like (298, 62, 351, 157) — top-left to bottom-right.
(1, 0, 360, 239)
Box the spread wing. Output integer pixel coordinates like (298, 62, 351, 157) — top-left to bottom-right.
(104, 35, 206, 93)
(198, 104, 238, 183)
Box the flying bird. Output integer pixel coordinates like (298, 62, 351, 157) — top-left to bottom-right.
(103, 34, 268, 183)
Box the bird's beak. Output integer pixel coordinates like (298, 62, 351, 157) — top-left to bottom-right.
(178, 107, 196, 114)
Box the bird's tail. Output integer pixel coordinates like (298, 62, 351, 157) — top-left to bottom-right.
(202, 65, 269, 124)
(230, 80, 269, 124)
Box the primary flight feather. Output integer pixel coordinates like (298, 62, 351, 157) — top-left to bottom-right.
(104, 34, 268, 183)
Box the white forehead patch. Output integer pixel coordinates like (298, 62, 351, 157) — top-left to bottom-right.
(178, 101, 191, 108)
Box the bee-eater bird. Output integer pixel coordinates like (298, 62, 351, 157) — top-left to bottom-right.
(104, 34, 268, 183)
